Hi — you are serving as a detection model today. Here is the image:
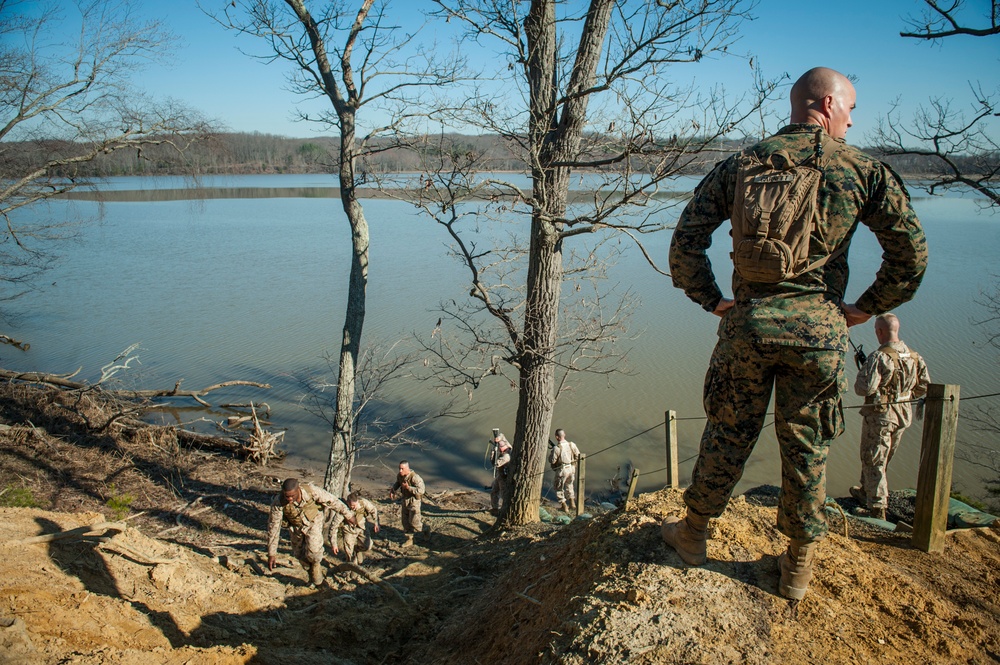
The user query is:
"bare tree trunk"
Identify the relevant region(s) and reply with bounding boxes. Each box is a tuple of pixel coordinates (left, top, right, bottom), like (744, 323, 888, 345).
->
(325, 112, 369, 498)
(500, 0, 611, 527)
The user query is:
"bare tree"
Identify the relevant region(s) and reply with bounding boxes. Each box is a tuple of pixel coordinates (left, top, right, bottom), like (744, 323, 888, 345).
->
(957, 277, 1000, 511)
(298, 338, 472, 477)
(428, 0, 779, 526)
(869, 0, 999, 206)
(210, 0, 464, 497)
(0, 0, 210, 334)
(884, 3, 1000, 507)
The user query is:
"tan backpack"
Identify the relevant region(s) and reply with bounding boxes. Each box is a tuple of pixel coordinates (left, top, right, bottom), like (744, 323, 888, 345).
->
(871, 344, 922, 412)
(730, 130, 845, 283)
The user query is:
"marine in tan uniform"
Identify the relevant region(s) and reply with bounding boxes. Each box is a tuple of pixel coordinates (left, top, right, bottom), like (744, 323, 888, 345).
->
(330, 492, 380, 565)
(851, 313, 931, 519)
(390, 460, 425, 547)
(489, 432, 512, 516)
(266, 478, 355, 585)
(548, 429, 580, 512)
(665, 67, 927, 600)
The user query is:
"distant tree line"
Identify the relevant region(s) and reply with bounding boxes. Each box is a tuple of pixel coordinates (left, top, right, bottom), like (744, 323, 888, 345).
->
(11, 131, 986, 181)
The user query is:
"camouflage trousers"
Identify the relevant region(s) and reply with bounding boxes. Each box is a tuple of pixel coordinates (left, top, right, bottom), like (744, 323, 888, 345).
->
(553, 464, 576, 502)
(858, 414, 907, 510)
(684, 338, 845, 542)
(401, 499, 422, 535)
(490, 472, 509, 511)
(338, 524, 374, 563)
(288, 519, 326, 566)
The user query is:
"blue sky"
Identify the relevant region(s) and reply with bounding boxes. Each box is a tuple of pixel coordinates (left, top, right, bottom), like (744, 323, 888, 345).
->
(129, 0, 998, 142)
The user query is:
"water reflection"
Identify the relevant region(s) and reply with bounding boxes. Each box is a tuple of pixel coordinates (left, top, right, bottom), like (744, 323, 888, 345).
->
(6, 176, 1000, 505)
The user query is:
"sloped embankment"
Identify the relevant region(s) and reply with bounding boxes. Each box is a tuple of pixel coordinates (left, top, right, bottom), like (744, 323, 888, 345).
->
(424, 489, 1000, 664)
(1, 489, 998, 664)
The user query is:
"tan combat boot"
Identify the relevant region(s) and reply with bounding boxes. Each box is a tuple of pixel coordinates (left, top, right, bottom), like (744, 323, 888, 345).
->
(557, 501, 568, 512)
(309, 561, 324, 586)
(661, 512, 709, 565)
(403, 533, 414, 548)
(778, 539, 818, 601)
(856, 505, 887, 520)
(567, 498, 576, 512)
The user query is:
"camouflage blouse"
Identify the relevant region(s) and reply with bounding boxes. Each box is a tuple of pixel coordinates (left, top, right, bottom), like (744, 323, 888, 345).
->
(669, 124, 928, 351)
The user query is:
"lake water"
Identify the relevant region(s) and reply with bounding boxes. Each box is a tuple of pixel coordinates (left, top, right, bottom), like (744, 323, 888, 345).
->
(5, 175, 999, 503)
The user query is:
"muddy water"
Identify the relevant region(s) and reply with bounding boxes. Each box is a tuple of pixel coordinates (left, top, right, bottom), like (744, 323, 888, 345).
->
(7, 176, 998, 502)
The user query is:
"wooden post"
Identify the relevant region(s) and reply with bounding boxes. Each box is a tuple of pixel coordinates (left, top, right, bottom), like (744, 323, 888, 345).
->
(912, 384, 960, 553)
(575, 453, 587, 517)
(624, 468, 640, 509)
(665, 410, 679, 488)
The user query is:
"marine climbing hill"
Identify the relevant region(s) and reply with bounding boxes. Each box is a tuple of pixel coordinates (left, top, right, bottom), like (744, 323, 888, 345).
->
(0, 382, 998, 664)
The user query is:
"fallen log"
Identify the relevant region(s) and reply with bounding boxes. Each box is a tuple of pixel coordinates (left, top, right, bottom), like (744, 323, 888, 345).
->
(0, 368, 270, 408)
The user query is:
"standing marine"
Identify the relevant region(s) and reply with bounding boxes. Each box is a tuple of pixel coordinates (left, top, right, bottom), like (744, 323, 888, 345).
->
(267, 478, 356, 586)
(548, 429, 581, 512)
(851, 313, 931, 519)
(390, 460, 425, 547)
(665, 66, 928, 600)
(489, 430, 513, 516)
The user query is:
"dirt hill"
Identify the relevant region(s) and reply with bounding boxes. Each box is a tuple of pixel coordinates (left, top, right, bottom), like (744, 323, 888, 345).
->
(1, 382, 998, 664)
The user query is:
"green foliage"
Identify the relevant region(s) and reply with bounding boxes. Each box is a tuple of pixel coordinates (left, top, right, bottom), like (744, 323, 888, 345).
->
(105, 484, 135, 520)
(0, 485, 40, 508)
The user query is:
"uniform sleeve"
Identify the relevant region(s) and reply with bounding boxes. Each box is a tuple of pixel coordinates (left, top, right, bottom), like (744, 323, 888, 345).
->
(913, 355, 931, 400)
(308, 483, 352, 518)
(571, 442, 580, 458)
(853, 166, 929, 315)
(854, 352, 892, 398)
(668, 159, 733, 312)
(496, 452, 511, 468)
(411, 473, 425, 498)
(363, 498, 379, 525)
(266, 499, 283, 558)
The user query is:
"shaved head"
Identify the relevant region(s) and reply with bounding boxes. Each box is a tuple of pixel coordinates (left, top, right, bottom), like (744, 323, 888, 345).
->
(875, 313, 900, 334)
(789, 67, 856, 139)
(874, 313, 901, 344)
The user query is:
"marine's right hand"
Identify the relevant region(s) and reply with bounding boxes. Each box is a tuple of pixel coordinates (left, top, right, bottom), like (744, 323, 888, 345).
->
(267, 555, 276, 571)
(841, 302, 872, 327)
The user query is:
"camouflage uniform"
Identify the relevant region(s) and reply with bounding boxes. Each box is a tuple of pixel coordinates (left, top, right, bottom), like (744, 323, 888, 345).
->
(549, 439, 580, 503)
(854, 341, 931, 510)
(392, 470, 425, 535)
(669, 124, 928, 542)
(329, 497, 379, 564)
(266, 482, 353, 568)
(490, 436, 513, 513)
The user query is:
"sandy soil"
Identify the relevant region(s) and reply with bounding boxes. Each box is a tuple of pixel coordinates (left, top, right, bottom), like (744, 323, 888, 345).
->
(1, 382, 998, 664)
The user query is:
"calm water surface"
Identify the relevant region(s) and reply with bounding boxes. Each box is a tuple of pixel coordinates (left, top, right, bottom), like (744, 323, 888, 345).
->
(7, 175, 999, 502)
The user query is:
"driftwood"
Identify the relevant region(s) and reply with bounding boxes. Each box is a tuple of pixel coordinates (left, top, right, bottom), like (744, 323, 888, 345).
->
(0, 364, 282, 464)
(0, 368, 271, 408)
(0, 335, 30, 352)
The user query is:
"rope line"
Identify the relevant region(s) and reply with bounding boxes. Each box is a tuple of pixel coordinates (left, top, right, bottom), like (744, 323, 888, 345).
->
(518, 388, 998, 482)
(586, 421, 665, 458)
